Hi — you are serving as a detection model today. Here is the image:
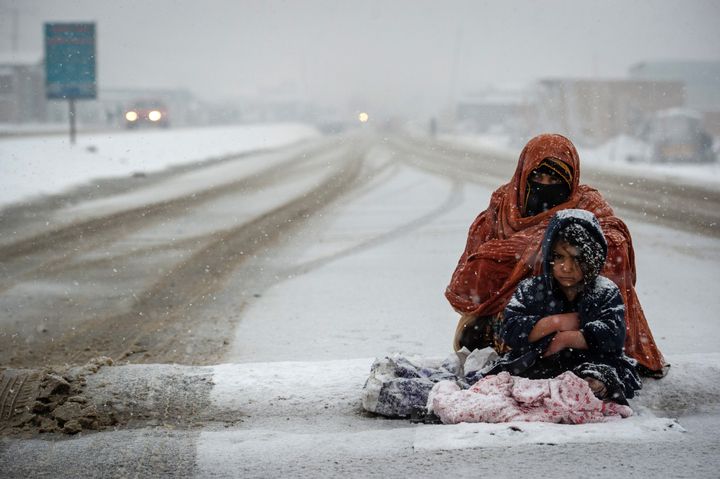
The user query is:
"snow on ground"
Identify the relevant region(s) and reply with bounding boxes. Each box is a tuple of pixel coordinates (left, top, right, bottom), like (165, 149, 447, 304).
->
(225, 147, 475, 362)
(57, 139, 346, 225)
(1, 129, 719, 474)
(578, 135, 720, 190)
(0, 123, 320, 209)
(216, 139, 720, 457)
(191, 352, 719, 475)
(225, 139, 720, 361)
(0, 122, 69, 135)
(628, 220, 720, 354)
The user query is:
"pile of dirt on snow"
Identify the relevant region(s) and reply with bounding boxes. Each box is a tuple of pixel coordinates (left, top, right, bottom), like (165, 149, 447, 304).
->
(0, 357, 117, 435)
(1, 357, 218, 436)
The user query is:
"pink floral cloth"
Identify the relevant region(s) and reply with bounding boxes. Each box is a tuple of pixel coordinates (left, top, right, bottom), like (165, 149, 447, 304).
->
(431, 371, 633, 424)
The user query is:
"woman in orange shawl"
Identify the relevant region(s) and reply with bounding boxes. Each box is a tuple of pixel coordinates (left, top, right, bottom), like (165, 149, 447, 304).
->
(446, 133, 667, 377)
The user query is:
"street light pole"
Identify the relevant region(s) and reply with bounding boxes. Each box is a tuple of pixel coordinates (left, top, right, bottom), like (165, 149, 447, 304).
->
(11, 7, 19, 53)
(69, 98, 76, 145)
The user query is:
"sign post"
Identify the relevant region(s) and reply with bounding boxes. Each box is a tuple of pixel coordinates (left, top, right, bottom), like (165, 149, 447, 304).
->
(44, 23, 96, 145)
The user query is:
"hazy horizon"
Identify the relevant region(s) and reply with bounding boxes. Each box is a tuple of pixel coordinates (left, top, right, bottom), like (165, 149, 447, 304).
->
(1, 0, 719, 120)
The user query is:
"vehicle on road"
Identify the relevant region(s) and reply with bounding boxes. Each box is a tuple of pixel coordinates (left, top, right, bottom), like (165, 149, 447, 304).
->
(124, 100, 170, 129)
(629, 108, 716, 163)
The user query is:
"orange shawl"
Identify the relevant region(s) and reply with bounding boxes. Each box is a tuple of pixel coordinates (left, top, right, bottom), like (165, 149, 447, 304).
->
(446, 133, 666, 374)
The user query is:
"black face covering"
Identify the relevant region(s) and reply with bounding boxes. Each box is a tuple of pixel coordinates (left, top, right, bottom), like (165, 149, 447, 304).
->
(524, 181, 570, 217)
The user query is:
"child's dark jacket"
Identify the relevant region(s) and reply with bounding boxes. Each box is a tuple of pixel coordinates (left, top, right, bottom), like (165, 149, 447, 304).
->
(480, 209, 641, 403)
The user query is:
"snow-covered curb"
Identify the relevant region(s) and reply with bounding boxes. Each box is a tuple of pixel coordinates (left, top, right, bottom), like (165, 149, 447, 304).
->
(199, 356, 704, 456)
(94, 353, 720, 420)
(3, 354, 714, 450)
(78, 353, 720, 425)
(213, 353, 720, 413)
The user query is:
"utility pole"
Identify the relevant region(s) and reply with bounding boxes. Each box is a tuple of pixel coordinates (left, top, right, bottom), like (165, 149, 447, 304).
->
(11, 7, 19, 53)
(449, 26, 463, 108)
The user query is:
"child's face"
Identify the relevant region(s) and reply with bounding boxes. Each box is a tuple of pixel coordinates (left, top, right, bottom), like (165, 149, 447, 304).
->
(551, 240, 584, 289)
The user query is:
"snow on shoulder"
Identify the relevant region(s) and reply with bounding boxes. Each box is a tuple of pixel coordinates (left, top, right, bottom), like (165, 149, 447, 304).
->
(0, 123, 319, 209)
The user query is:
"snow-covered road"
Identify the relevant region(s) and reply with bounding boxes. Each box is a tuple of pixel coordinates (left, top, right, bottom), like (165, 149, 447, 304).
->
(201, 137, 720, 475)
(2, 126, 719, 477)
(223, 139, 720, 361)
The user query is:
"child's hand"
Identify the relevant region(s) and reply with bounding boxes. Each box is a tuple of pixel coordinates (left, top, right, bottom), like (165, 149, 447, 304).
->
(542, 330, 588, 357)
(542, 332, 568, 357)
(554, 313, 580, 331)
(528, 313, 580, 342)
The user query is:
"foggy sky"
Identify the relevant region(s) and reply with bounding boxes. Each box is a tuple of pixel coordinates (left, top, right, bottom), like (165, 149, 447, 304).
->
(1, 0, 719, 119)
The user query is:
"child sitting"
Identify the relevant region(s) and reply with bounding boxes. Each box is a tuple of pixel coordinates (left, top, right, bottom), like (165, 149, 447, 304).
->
(481, 209, 641, 404)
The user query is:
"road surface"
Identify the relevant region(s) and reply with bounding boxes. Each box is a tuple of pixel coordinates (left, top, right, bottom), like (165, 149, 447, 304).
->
(1, 131, 719, 477)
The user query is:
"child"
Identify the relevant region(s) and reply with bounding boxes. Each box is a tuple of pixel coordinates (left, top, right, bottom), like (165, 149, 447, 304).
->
(481, 209, 641, 404)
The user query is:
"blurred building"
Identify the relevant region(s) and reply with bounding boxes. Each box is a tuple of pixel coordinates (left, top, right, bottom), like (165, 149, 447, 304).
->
(0, 54, 46, 123)
(455, 88, 528, 134)
(239, 97, 316, 124)
(531, 78, 684, 146)
(629, 60, 720, 136)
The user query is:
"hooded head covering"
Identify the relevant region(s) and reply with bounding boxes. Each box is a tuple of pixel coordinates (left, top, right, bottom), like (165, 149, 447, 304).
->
(513, 134, 579, 218)
(541, 209, 608, 289)
(446, 133, 666, 375)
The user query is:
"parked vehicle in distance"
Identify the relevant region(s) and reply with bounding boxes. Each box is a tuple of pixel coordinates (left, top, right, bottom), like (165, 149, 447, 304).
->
(629, 108, 716, 163)
(124, 100, 170, 128)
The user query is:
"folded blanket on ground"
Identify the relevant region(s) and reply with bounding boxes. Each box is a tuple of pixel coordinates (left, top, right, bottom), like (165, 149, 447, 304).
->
(430, 371, 633, 424)
(361, 349, 500, 417)
(361, 355, 459, 417)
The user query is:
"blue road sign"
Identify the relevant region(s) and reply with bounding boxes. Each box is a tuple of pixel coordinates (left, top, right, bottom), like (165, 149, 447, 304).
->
(45, 23, 97, 99)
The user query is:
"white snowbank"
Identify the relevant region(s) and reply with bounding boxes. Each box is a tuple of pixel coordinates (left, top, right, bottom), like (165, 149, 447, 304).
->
(577, 135, 720, 192)
(0, 123, 320, 208)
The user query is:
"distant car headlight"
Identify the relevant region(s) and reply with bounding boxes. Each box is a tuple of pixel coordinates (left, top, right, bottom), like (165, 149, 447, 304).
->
(148, 110, 163, 122)
(125, 111, 139, 122)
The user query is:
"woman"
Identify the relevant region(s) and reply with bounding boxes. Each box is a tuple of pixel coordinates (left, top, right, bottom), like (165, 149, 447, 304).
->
(446, 133, 667, 377)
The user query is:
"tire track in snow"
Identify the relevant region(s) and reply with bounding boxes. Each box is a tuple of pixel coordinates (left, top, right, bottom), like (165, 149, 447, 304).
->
(282, 171, 464, 279)
(66, 148, 366, 365)
(0, 138, 369, 367)
(0, 140, 340, 293)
